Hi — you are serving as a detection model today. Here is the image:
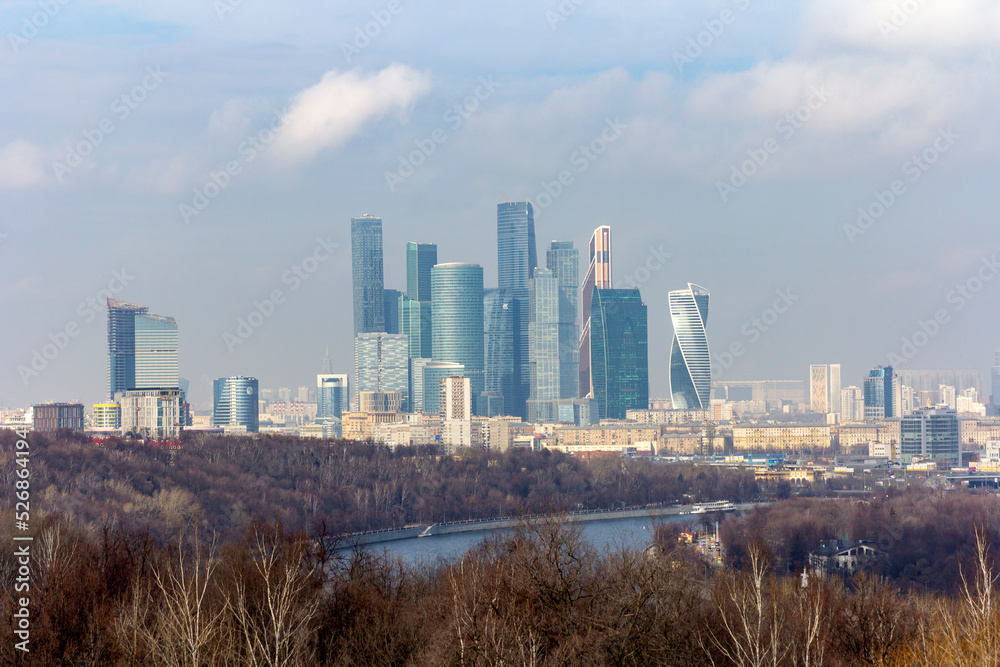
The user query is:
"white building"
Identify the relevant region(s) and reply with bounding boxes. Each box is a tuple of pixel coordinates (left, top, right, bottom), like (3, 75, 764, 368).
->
(119, 388, 183, 439)
(939, 385, 957, 409)
(840, 386, 864, 422)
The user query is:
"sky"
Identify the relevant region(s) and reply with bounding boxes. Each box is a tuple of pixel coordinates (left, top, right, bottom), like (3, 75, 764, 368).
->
(2, 0, 999, 411)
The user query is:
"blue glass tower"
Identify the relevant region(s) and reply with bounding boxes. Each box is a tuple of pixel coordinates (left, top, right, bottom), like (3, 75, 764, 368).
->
(400, 242, 436, 359)
(497, 202, 537, 418)
(107, 298, 147, 399)
(432, 263, 485, 405)
(668, 283, 711, 410)
(213, 376, 259, 432)
(484, 287, 516, 407)
(546, 241, 579, 398)
(351, 215, 385, 336)
(134, 314, 178, 390)
(590, 288, 649, 420)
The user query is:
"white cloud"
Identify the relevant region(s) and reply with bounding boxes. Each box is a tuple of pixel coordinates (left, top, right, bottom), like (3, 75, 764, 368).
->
(0, 141, 46, 190)
(272, 64, 432, 164)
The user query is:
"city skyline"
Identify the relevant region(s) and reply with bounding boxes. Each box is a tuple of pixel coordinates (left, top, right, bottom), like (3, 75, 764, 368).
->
(3, 2, 999, 410)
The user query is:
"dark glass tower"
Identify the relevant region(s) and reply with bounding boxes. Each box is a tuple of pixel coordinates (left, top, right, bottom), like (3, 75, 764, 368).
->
(432, 263, 485, 405)
(351, 215, 385, 336)
(406, 242, 437, 301)
(497, 202, 537, 418)
(383, 289, 402, 334)
(107, 298, 147, 399)
(484, 287, 516, 408)
(590, 288, 649, 420)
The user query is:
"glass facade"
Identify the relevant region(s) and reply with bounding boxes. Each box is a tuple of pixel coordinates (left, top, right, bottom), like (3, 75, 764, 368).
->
(579, 226, 611, 398)
(355, 333, 409, 410)
(864, 365, 898, 419)
(383, 289, 402, 334)
(529, 268, 559, 408)
(351, 215, 384, 336)
(590, 288, 649, 420)
(497, 202, 536, 418)
(432, 263, 485, 406)
(213, 376, 259, 431)
(400, 296, 432, 359)
(317, 374, 349, 418)
(134, 314, 178, 390)
(107, 298, 147, 399)
(484, 287, 516, 404)
(406, 242, 437, 301)
(668, 283, 711, 410)
(546, 241, 579, 399)
(900, 407, 960, 465)
(412, 360, 464, 416)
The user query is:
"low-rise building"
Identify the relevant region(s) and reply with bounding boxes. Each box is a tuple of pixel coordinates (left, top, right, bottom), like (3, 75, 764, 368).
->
(809, 540, 881, 576)
(732, 424, 832, 452)
(33, 403, 85, 433)
(118, 389, 183, 439)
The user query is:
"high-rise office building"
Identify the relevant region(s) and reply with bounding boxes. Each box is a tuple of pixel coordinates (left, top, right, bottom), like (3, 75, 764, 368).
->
(547, 241, 579, 399)
(497, 202, 537, 418)
(317, 374, 349, 418)
(355, 333, 409, 410)
(400, 242, 437, 359)
(320, 346, 333, 374)
(383, 289, 402, 334)
(590, 288, 648, 420)
(133, 314, 178, 390)
(108, 298, 147, 399)
(213, 376, 259, 432)
(864, 365, 899, 420)
(528, 268, 559, 421)
(431, 263, 485, 407)
(809, 364, 841, 414)
(579, 226, 611, 398)
(900, 407, 960, 466)
(351, 215, 385, 336)
(668, 283, 711, 411)
(484, 288, 516, 408)
(406, 241, 437, 301)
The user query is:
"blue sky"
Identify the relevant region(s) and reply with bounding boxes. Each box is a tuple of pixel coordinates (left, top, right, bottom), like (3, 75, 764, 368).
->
(2, 0, 998, 409)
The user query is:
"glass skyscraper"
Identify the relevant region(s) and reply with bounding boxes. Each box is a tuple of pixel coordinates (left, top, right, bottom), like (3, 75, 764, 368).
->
(496, 202, 537, 418)
(590, 288, 648, 420)
(355, 333, 409, 410)
(900, 407, 960, 465)
(668, 283, 711, 410)
(351, 215, 385, 336)
(134, 313, 178, 389)
(484, 287, 516, 406)
(400, 242, 436, 359)
(107, 298, 147, 399)
(213, 376, 259, 432)
(547, 241, 579, 399)
(528, 268, 559, 411)
(431, 263, 485, 406)
(383, 289, 402, 334)
(579, 226, 611, 398)
(864, 365, 899, 420)
(317, 374, 349, 418)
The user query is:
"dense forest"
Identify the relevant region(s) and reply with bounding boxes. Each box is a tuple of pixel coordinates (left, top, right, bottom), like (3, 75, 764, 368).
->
(0, 430, 760, 538)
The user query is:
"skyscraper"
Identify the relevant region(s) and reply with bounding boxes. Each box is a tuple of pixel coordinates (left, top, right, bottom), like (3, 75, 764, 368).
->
(579, 225, 611, 398)
(547, 241, 579, 399)
(668, 283, 711, 411)
(809, 364, 841, 414)
(383, 289, 402, 334)
(107, 298, 147, 399)
(528, 268, 559, 421)
(590, 288, 648, 420)
(484, 287, 515, 407)
(864, 365, 899, 420)
(355, 333, 409, 410)
(212, 376, 259, 432)
(900, 407, 960, 466)
(350, 215, 385, 336)
(320, 346, 333, 374)
(400, 242, 436, 359)
(432, 263, 485, 406)
(497, 202, 537, 418)
(317, 374, 349, 418)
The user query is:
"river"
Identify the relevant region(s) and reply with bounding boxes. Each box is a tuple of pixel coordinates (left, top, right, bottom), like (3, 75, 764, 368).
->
(356, 513, 703, 566)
